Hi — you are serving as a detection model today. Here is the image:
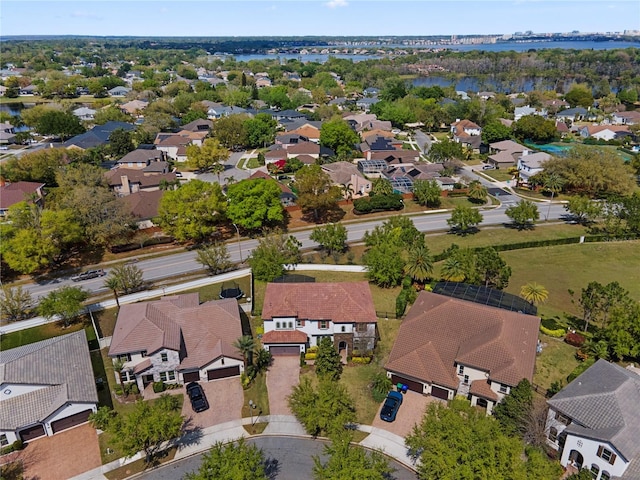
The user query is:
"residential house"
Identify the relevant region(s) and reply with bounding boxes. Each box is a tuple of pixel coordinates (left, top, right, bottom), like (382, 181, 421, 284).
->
(385, 291, 539, 413)
(514, 106, 546, 121)
(329, 97, 349, 110)
(261, 282, 378, 356)
(248, 170, 296, 206)
(517, 151, 551, 185)
(275, 133, 310, 148)
(105, 168, 176, 196)
(265, 148, 288, 165)
(18, 85, 38, 96)
(271, 109, 308, 123)
(154, 130, 207, 161)
(122, 190, 165, 229)
(610, 111, 640, 126)
(451, 119, 482, 152)
(116, 148, 167, 170)
(478, 91, 496, 100)
(579, 125, 631, 141)
(73, 107, 96, 122)
(487, 140, 530, 168)
(287, 123, 321, 143)
(285, 142, 334, 160)
(321, 161, 371, 197)
(556, 107, 589, 123)
(0, 331, 98, 444)
(0, 122, 16, 144)
(368, 150, 420, 164)
(63, 121, 135, 151)
(363, 87, 379, 97)
(0, 85, 7, 96)
(108, 86, 131, 97)
(0, 180, 46, 217)
(120, 99, 149, 117)
(200, 101, 248, 120)
(109, 295, 244, 391)
(356, 97, 379, 112)
(543, 98, 570, 114)
(546, 360, 640, 480)
(181, 118, 212, 132)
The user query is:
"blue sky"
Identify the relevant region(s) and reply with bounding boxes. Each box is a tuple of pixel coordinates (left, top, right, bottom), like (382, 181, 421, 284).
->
(2, 1, 639, 37)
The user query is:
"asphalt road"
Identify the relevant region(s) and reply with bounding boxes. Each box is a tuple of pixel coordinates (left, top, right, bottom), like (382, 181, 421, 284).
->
(136, 437, 417, 480)
(413, 130, 432, 154)
(22, 203, 568, 301)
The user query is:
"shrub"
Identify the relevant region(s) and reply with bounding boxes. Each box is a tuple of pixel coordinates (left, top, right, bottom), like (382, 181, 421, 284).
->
(304, 352, 317, 360)
(565, 332, 586, 347)
(307, 346, 319, 353)
(351, 356, 372, 364)
(240, 372, 252, 389)
(353, 193, 403, 214)
(370, 372, 393, 403)
(129, 383, 140, 395)
(152, 381, 166, 393)
(540, 325, 565, 338)
(300, 351, 306, 367)
(0, 440, 24, 455)
(114, 384, 124, 396)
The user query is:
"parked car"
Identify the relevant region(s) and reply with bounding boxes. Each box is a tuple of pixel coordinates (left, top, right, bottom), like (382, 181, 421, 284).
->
(186, 382, 209, 413)
(71, 269, 107, 282)
(482, 164, 495, 170)
(380, 390, 403, 422)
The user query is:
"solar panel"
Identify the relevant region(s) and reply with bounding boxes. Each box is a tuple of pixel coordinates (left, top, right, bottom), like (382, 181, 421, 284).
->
(432, 282, 537, 316)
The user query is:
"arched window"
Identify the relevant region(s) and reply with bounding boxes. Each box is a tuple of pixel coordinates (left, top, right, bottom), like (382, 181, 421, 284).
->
(590, 464, 599, 479)
(600, 471, 610, 480)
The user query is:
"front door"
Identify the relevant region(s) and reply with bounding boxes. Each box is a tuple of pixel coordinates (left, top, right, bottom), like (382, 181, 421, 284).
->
(142, 374, 154, 386)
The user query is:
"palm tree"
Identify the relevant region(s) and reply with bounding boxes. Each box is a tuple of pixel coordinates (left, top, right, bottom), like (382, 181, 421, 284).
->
(543, 173, 565, 221)
(405, 244, 434, 283)
(211, 162, 225, 184)
(440, 257, 467, 282)
(341, 183, 355, 203)
(520, 282, 549, 305)
(467, 180, 488, 204)
(104, 276, 121, 308)
(233, 335, 256, 369)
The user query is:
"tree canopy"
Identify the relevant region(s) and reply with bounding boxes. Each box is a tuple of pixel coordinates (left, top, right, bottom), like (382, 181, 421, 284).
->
(247, 230, 302, 282)
(226, 178, 284, 231)
(38, 285, 88, 327)
(447, 205, 483, 235)
(295, 165, 342, 221)
(184, 439, 268, 480)
(319, 118, 359, 157)
(505, 200, 540, 230)
(512, 115, 557, 143)
(186, 138, 229, 172)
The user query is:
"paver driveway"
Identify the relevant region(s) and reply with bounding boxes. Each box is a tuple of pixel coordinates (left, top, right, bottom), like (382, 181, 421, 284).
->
(181, 377, 244, 430)
(266, 356, 300, 415)
(371, 391, 440, 437)
(16, 423, 101, 480)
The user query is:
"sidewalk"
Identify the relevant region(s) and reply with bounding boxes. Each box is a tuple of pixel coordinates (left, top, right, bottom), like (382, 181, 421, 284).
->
(69, 415, 417, 479)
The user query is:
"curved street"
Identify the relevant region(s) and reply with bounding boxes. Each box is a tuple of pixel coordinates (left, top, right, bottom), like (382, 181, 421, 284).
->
(136, 436, 417, 480)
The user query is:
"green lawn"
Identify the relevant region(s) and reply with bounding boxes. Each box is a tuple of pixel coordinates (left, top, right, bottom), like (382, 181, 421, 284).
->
(179, 275, 252, 304)
(242, 371, 270, 428)
(0, 318, 95, 350)
(91, 350, 113, 409)
(93, 308, 119, 338)
(245, 157, 262, 169)
(481, 169, 515, 182)
(533, 335, 580, 392)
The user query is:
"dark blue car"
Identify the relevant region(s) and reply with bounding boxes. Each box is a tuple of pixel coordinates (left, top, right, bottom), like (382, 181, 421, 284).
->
(380, 391, 403, 422)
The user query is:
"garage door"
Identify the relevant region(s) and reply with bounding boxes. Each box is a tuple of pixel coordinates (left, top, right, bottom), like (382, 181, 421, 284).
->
(207, 365, 241, 380)
(183, 371, 200, 383)
(51, 410, 92, 434)
(19, 424, 45, 442)
(431, 385, 450, 400)
(269, 346, 300, 356)
(391, 374, 423, 393)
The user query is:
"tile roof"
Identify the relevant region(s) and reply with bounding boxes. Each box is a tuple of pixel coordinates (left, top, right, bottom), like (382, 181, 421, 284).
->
(262, 282, 377, 324)
(547, 359, 640, 461)
(321, 161, 365, 186)
(123, 190, 164, 219)
(117, 149, 165, 164)
(385, 292, 539, 390)
(105, 169, 177, 188)
(0, 331, 98, 430)
(261, 330, 308, 344)
(469, 379, 498, 401)
(109, 294, 243, 369)
(0, 181, 45, 210)
(490, 140, 526, 153)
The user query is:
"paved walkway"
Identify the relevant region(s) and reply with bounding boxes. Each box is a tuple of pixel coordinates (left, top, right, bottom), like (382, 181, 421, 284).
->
(266, 356, 300, 415)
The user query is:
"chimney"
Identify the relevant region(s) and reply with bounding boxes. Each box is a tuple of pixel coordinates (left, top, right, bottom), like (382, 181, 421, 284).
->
(0, 177, 5, 187)
(120, 175, 131, 195)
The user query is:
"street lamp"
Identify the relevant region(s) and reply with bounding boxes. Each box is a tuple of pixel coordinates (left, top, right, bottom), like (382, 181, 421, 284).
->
(248, 399, 258, 426)
(232, 223, 243, 263)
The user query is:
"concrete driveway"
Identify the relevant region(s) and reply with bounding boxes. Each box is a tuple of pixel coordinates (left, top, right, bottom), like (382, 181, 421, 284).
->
(266, 356, 300, 415)
(15, 423, 101, 480)
(371, 391, 440, 437)
(181, 377, 244, 430)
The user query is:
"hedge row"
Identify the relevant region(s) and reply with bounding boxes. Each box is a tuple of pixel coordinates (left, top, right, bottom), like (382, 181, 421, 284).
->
(353, 194, 403, 214)
(540, 325, 565, 338)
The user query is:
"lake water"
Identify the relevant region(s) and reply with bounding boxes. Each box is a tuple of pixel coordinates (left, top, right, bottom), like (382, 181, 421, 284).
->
(411, 75, 580, 94)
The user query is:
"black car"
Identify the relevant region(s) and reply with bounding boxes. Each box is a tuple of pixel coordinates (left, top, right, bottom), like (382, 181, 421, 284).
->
(186, 382, 209, 413)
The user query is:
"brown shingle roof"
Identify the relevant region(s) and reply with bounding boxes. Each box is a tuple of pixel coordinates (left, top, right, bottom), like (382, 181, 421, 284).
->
(105, 169, 177, 188)
(287, 142, 320, 155)
(262, 282, 377, 324)
(469, 379, 499, 401)
(262, 330, 308, 344)
(0, 181, 45, 210)
(123, 190, 164, 220)
(385, 292, 539, 389)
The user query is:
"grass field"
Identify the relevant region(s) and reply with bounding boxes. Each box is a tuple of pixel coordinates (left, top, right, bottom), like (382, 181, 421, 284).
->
(242, 372, 270, 421)
(533, 336, 580, 392)
(0, 318, 95, 350)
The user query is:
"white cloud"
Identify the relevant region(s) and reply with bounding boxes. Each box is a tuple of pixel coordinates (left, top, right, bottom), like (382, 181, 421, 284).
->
(325, 0, 348, 8)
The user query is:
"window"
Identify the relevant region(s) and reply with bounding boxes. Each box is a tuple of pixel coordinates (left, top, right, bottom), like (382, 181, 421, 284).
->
(555, 411, 572, 426)
(601, 471, 610, 480)
(0, 434, 8, 447)
(117, 354, 131, 363)
(159, 371, 176, 382)
(597, 446, 616, 465)
(463, 375, 469, 385)
(590, 464, 599, 479)
(499, 384, 508, 394)
(296, 319, 305, 327)
(140, 350, 147, 357)
(276, 322, 281, 329)
(319, 321, 329, 330)
(288, 322, 293, 329)
(161, 353, 168, 362)
(341, 326, 346, 332)
(458, 365, 464, 375)
(548, 427, 558, 442)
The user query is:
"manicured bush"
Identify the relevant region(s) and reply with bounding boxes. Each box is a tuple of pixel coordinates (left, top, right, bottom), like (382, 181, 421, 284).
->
(540, 325, 565, 338)
(114, 384, 124, 396)
(1, 440, 24, 455)
(353, 193, 403, 214)
(351, 356, 372, 364)
(240, 372, 251, 389)
(152, 381, 166, 393)
(307, 346, 319, 353)
(565, 332, 586, 347)
(304, 352, 317, 360)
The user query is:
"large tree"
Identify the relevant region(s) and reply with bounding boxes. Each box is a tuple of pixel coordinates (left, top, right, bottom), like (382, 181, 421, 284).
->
(295, 165, 342, 222)
(412, 179, 442, 208)
(225, 178, 284, 231)
(492, 379, 534, 437)
(106, 264, 145, 294)
(157, 180, 227, 242)
(565, 84, 594, 108)
(506, 200, 540, 230)
(212, 114, 249, 150)
(35, 110, 85, 140)
(0, 286, 33, 322)
(447, 205, 483, 235)
(512, 115, 557, 143)
(38, 285, 88, 327)
(184, 439, 268, 480)
(481, 120, 512, 144)
(319, 118, 359, 157)
(405, 243, 434, 283)
(405, 398, 561, 480)
(244, 112, 277, 148)
(310, 223, 348, 256)
(362, 240, 405, 288)
(247, 230, 302, 282)
(542, 146, 636, 197)
(428, 138, 464, 165)
(195, 242, 232, 275)
(186, 138, 229, 173)
(313, 433, 392, 480)
(564, 196, 602, 225)
(475, 247, 512, 289)
(314, 337, 343, 382)
(467, 180, 488, 204)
